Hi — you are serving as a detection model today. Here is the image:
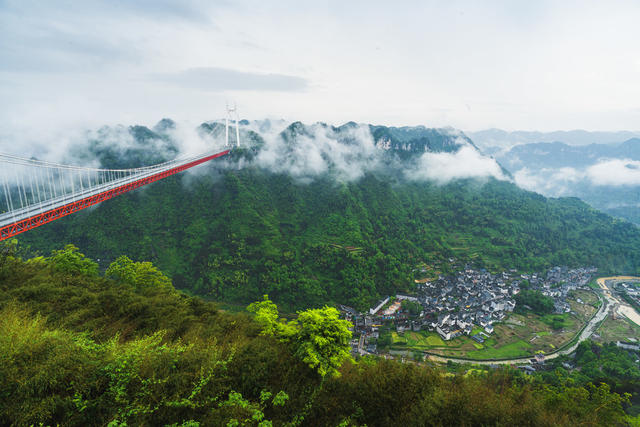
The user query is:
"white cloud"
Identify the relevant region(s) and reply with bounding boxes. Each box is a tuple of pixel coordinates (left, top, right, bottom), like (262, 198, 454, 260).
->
(252, 125, 509, 184)
(587, 159, 640, 186)
(0, 110, 519, 190)
(514, 166, 583, 196)
(255, 123, 380, 182)
(512, 157, 640, 199)
(407, 145, 507, 184)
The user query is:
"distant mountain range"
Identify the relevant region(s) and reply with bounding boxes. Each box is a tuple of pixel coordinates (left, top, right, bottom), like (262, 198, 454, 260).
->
(492, 140, 640, 224)
(196, 119, 474, 155)
(496, 139, 640, 170)
(469, 129, 640, 152)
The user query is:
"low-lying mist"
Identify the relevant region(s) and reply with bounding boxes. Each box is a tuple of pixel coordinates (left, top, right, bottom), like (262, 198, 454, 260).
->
(0, 118, 509, 186)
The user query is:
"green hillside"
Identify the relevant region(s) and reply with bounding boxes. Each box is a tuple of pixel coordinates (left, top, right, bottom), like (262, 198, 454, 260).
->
(0, 246, 631, 426)
(20, 159, 640, 311)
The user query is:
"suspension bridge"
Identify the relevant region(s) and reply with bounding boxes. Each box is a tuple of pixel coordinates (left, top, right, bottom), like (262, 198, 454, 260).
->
(0, 149, 230, 241)
(0, 108, 242, 241)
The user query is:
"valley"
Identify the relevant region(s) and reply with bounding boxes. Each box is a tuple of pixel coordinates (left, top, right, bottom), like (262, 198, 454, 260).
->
(482, 139, 640, 225)
(4, 2, 640, 425)
(17, 121, 640, 314)
(4, 124, 640, 424)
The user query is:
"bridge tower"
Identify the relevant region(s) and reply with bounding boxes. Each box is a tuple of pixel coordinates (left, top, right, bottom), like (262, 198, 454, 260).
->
(225, 103, 240, 147)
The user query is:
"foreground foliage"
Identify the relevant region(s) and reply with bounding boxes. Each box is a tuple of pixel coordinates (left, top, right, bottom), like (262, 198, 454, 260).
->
(248, 295, 353, 378)
(541, 340, 640, 419)
(0, 245, 633, 426)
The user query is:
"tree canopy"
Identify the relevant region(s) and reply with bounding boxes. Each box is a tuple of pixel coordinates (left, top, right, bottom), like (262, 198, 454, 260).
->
(20, 167, 640, 312)
(0, 245, 633, 426)
(515, 289, 555, 315)
(247, 296, 352, 378)
(47, 244, 99, 277)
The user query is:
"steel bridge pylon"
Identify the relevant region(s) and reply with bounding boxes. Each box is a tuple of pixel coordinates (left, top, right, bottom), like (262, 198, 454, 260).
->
(225, 103, 241, 148)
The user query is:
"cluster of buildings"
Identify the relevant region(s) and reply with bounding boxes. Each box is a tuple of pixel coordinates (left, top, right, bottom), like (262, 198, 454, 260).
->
(531, 266, 597, 313)
(616, 339, 640, 352)
(416, 268, 517, 341)
(340, 265, 597, 356)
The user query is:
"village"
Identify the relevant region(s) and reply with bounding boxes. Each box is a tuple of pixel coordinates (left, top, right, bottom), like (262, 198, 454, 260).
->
(340, 265, 598, 357)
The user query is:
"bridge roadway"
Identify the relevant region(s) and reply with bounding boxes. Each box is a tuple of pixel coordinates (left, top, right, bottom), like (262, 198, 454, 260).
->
(0, 149, 229, 240)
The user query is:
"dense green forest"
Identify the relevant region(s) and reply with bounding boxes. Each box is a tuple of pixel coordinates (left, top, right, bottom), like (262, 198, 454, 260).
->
(16, 122, 640, 311)
(21, 162, 640, 311)
(541, 340, 640, 417)
(0, 244, 634, 426)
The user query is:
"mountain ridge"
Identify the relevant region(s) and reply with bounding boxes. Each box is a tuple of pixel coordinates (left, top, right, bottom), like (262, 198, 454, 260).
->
(17, 119, 640, 311)
(469, 128, 640, 150)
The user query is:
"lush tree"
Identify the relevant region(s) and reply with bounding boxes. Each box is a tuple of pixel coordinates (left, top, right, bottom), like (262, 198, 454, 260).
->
(290, 306, 353, 378)
(247, 297, 352, 377)
(401, 299, 422, 315)
(106, 255, 174, 293)
(105, 255, 138, 283)
(46, 244, 99, 277)
(0, 239, 17, 272)
(246, 294, 282, 337)
(514, 289, 555, 315)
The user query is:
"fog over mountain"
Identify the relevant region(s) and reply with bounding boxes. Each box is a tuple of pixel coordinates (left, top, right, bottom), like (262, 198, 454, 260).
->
(4, 118, 507, 186)
(4, 116, 637, 226)
(491, 139, 640, 224)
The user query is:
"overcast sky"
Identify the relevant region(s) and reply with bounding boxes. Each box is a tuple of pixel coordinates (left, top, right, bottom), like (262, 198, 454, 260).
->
(2, 0, 640, 134)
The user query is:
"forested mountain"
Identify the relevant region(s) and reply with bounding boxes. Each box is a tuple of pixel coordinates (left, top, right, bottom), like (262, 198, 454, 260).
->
(368, 124, 476, 153)
(18, 120, 640, 311)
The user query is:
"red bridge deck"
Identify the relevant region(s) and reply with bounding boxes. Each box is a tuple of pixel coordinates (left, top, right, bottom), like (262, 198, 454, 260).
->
(0, 150, 229, 241)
